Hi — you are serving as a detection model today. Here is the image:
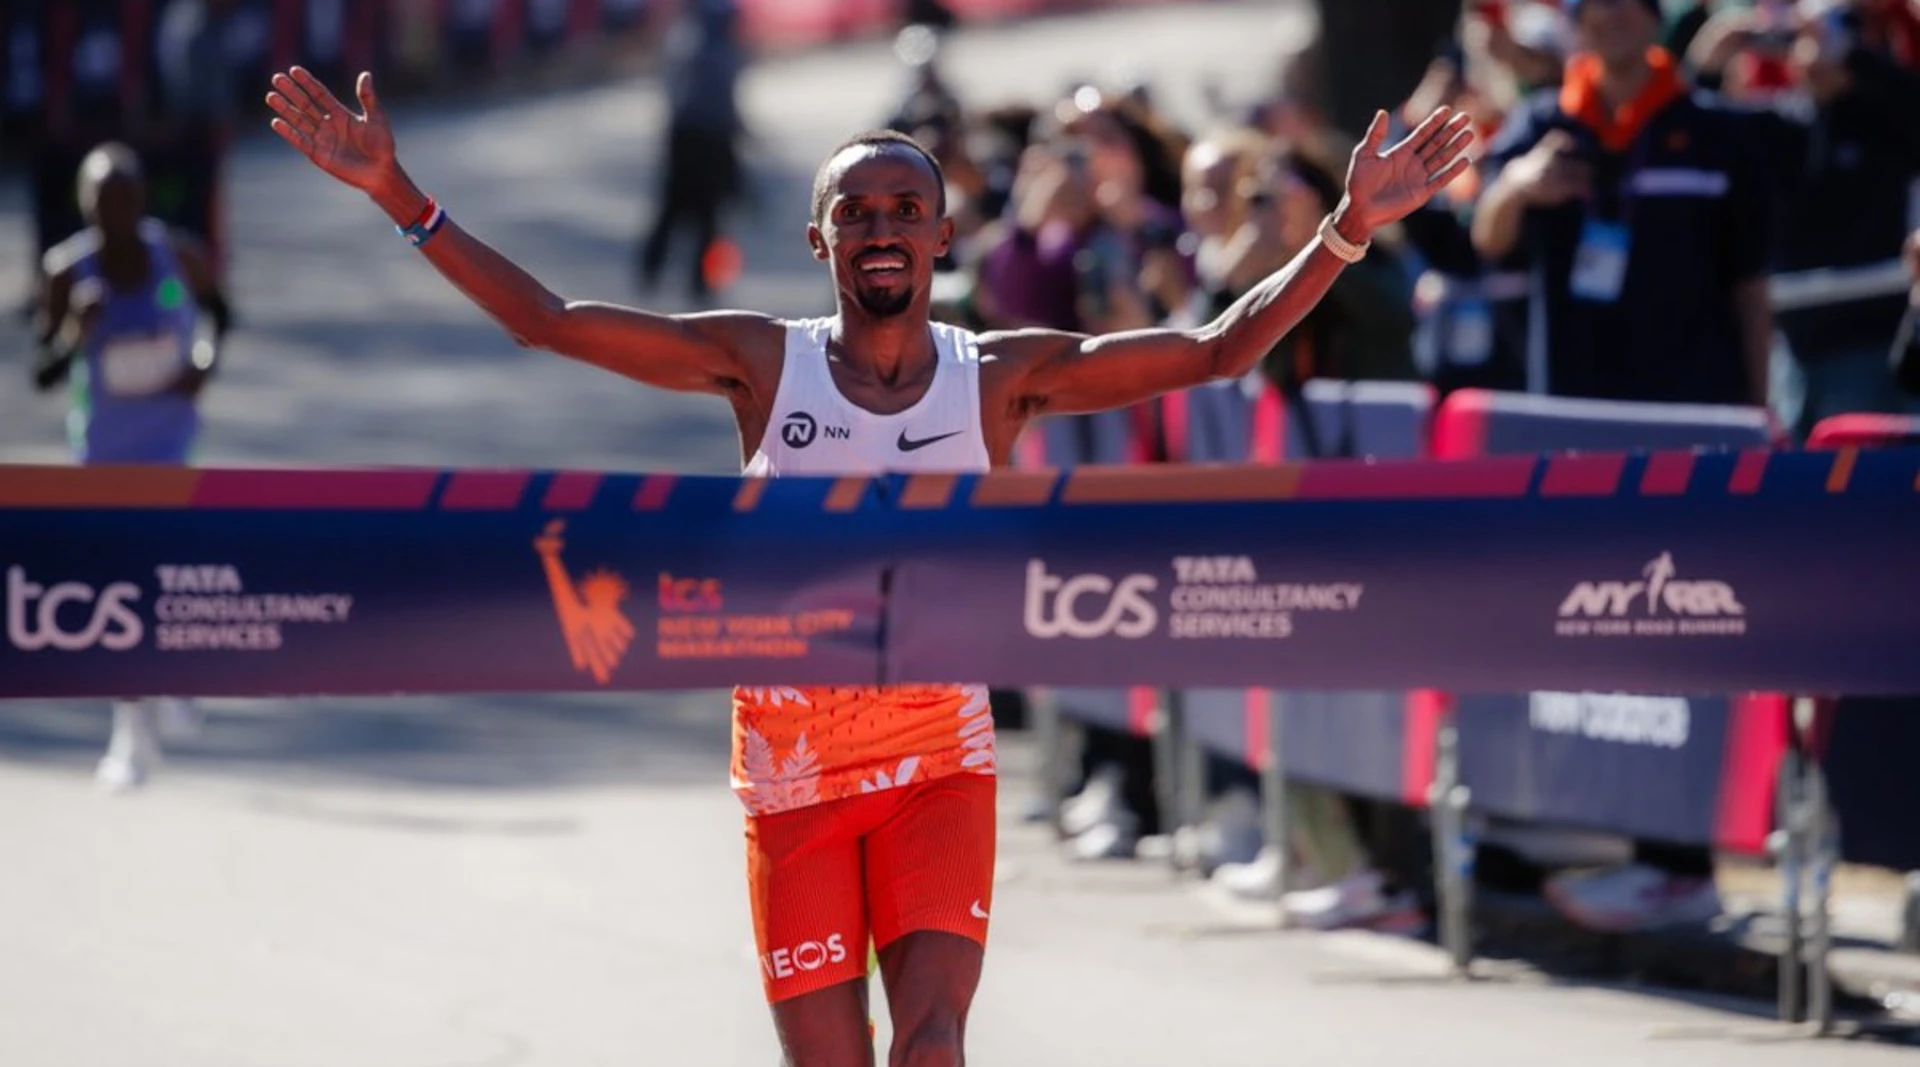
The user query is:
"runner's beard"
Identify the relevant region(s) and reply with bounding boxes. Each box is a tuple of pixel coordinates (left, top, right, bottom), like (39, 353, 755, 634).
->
(855, 279, 915, 319)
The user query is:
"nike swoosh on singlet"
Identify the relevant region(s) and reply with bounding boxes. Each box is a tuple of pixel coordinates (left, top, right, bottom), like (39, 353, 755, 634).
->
(897, 430, 962, 453)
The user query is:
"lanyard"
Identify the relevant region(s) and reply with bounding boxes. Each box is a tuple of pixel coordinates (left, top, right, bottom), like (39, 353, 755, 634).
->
(1584, 118, 1664, 227)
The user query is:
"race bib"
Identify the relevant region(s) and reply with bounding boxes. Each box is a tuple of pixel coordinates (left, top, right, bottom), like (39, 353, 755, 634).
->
(1570, 220, 1631, 304)
(99, 334, 187, 397)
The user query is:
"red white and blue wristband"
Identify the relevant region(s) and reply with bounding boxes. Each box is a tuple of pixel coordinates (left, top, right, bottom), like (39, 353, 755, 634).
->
(397, 197, 447, 248)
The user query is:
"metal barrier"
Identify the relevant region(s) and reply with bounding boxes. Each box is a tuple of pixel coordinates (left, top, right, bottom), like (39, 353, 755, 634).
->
(1153, 377, 1436, 903)
(1426, 388, 1789, 985)
(1796, 415, 1920, 1026)
(1770, 259, 1914, 314)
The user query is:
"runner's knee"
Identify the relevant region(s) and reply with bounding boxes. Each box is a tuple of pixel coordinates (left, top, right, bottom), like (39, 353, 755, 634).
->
(889, 1018, 962, 1067)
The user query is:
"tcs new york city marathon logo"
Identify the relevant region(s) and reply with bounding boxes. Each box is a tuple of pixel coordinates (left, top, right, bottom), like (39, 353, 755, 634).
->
(533, 519, 723, 684)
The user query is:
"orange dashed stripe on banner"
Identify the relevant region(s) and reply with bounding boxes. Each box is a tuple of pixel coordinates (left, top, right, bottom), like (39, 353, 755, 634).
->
(970, 471, 1058, 508)
(0, 466, 201, 508)
(1061, 464, 1302, 505)
(1825, 448, 1858, 494)
(899, 474, 958, 510)
(824, 477, 868, 513)
(733, 478, 769, 513)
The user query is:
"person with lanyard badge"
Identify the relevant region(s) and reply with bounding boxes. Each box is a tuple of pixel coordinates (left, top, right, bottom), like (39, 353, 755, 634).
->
(32, 143, 233, 793)
(1473, 0, 1775, 410)
(1469, 0, 1775, 933)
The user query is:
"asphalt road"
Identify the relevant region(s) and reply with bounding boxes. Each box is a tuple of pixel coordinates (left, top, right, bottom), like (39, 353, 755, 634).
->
(0, 2, 1905, 1064)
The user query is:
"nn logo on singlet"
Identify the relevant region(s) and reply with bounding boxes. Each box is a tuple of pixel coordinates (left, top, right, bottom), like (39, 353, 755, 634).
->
(534, 520, 636, 684)
(780, 411, 850, 450)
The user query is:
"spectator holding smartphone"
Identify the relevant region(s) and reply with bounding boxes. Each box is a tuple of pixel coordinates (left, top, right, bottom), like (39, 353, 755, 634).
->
(1470, 0, 1779, 932)
(1472, 0, 1775, 411)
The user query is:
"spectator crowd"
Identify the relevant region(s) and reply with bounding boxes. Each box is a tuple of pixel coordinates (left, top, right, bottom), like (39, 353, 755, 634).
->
(867, 0, 1920, 936)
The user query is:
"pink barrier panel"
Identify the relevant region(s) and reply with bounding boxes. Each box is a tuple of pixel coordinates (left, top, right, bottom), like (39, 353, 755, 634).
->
(1807, 413, 1920, 449)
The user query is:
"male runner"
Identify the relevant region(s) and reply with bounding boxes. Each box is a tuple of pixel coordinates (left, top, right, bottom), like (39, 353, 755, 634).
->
(33, 143, 231, 792)
(265, 66, 1471, 1067)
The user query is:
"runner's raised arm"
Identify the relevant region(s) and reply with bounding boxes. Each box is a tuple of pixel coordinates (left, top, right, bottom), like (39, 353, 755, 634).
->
(266, 67, 777, 396)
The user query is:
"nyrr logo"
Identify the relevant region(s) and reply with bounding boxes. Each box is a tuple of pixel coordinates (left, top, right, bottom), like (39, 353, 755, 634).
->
(5, 566, 144, 652)
(1556, 552, 1746, 637)
(1022, 560, 1158, 639)
(762, 933, 848, 980)
(780, 411, 850, 450)
(1558, 552, 1744, 617)
(533, 520, 636, 684)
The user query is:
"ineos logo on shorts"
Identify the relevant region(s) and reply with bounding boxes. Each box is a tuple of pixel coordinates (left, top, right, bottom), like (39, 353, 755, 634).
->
(1022, 559, 1158, 639)
(762, 932, 848, 979)
(781, 412, 818, 449)
(6, 566, 144, 652)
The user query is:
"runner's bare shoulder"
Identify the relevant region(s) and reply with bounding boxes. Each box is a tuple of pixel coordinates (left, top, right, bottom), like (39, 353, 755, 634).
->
(682, 309, 788, 391)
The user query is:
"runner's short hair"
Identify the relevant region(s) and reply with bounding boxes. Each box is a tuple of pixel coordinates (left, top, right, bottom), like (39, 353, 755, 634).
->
(811, 130, 948, 225)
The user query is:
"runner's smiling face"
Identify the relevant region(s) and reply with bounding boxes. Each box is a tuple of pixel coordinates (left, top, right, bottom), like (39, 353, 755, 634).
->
(809, 146, 953, 320)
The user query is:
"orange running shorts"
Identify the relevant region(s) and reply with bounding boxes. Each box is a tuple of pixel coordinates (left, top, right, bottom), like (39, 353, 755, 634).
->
(745, 772, 996, 1004)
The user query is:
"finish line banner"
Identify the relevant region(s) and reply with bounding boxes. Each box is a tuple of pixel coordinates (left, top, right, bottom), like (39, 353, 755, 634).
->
(2, 447, 1917, 700)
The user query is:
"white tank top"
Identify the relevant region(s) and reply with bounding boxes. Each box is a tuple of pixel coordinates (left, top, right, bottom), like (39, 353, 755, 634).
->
(729, 317, 996, 819)
(744, 317, 991, 477)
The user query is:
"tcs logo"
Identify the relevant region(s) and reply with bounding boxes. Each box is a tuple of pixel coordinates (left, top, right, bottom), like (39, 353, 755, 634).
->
(657, 572, 723, 612)
(762, 933, 848, 980)
(6, 566, 144, 652)
(1022, 559, 1158, 640)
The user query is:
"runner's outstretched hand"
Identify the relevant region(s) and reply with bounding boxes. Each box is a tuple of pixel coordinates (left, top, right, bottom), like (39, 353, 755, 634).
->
(266, 68, 397, 194)
(1339, 106, 1476, 234)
